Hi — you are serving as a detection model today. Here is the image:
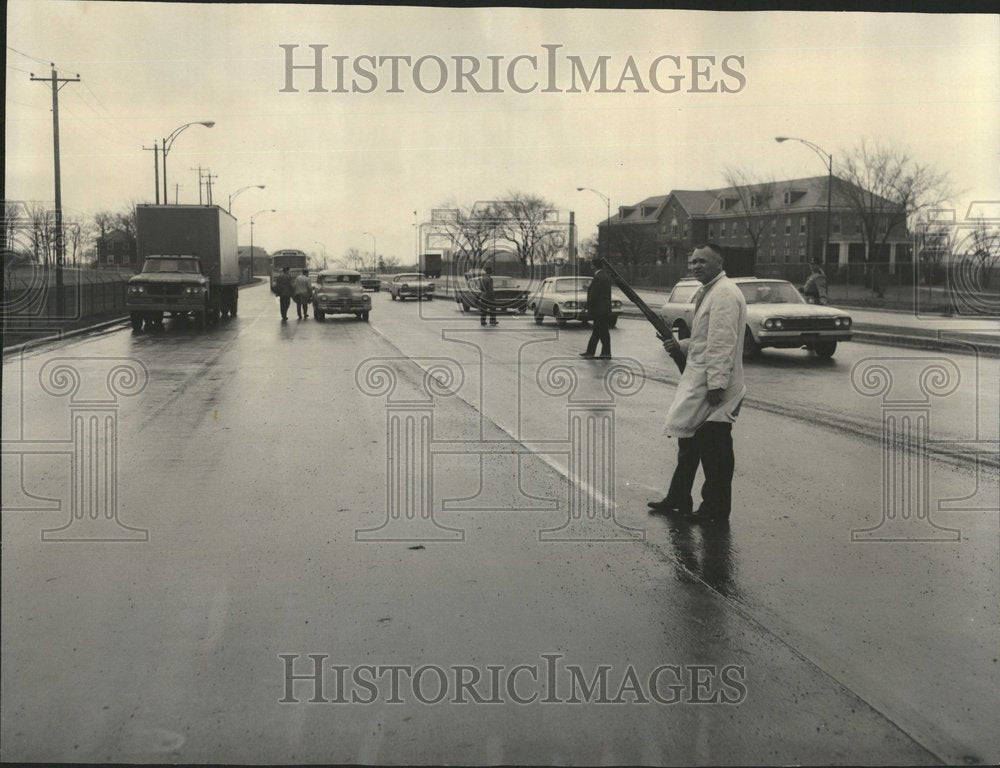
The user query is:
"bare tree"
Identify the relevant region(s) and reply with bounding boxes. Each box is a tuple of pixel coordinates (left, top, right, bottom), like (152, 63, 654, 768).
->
(495, 192, 561, 275)
(912, 211, 956, 287)
(722, 166, 778, 259)
(965, 215, 1000, 290)
(577, 235, 599, 262)
(609, 225, 659, 271)
(434, 204, 499, 271)
(837, 139, 953, 297)
(341, 247, 366, 271)
(25, 203, 55, 266)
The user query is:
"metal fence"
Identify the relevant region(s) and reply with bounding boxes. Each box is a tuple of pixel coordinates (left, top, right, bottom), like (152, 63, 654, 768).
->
(2, 267, 131, 329)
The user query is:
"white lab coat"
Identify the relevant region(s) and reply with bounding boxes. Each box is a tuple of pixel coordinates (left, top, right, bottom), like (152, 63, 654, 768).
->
(663, 272, 747, 438)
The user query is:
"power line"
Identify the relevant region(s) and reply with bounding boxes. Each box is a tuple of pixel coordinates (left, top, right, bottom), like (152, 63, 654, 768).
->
(7, 45, 50, 65)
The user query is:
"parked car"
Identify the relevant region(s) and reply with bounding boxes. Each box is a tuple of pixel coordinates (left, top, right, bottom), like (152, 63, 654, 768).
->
(657, 277, 853, 359)
(360, 273, 381, 292)
(455, 272, 529, 313)
(387, 272, 436, 301)
(528, 276, 623, 327)
(312, 268, 371, 321)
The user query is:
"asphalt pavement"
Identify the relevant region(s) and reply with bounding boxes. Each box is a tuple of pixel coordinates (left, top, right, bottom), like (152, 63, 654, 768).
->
(2, 282, 997, 765)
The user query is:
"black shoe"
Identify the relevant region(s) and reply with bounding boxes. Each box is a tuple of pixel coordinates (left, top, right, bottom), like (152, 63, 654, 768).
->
(684, 508, 729, 525)
(598, 353, 613, 359)
(579, 352, 595, 359)
(490, 321, 498, 326)
(647, 498, 692, 515)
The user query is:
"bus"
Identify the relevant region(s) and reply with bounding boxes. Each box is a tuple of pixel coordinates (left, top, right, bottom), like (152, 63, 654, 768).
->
(269, 249, 308, 293)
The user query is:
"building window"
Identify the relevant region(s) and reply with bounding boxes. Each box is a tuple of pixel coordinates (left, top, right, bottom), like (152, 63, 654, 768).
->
(783, 191, 791, 204)
(750, 194, 759, 209)
(832, 217, 841, 234)
(708, 224, 714, 238)
(798, 245, 806, 259)
(770, 218, 776, 235)
(671, 218, 678, 237)
(785, 218, 792, 235)
(799, 216, 807, 234)
(720, 222, 727, 237)
(682, 223, 688, 239)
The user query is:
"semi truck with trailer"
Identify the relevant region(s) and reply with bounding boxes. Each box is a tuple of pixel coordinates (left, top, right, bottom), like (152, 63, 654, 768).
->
(128, 205, 240, 331)
(418, 252, 443, 278)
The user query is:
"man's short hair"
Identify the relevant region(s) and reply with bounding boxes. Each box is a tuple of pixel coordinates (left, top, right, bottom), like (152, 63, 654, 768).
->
(282, 266, 289, 272)
(303, 268, 309, 275)
(693, 242, 723, 259)
(485, 266, 493, 274)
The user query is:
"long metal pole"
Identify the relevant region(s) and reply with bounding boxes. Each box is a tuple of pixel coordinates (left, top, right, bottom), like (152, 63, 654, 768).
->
(249, 218, 254, 280)
(824, 155, 833, 264)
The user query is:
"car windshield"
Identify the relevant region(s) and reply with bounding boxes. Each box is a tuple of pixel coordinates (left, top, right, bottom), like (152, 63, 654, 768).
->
(554, 278, 590, 292)
(493, 277, 518, 288)
(321, 274, 359, 284)
(739, 282, 805, 305)
(142, 258, 200, 274)
(669, 284, 701, 304)
(396, 274, 423, 281)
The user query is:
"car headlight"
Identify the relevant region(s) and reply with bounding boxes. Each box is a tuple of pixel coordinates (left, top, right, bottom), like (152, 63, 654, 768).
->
(763, 318, 784, 329)
(184, 286, 203, 295)
(564, 301, 579, 309)
(611, 300, 622, 309)
(128, 285, 146, 294)
(401, 283, 409, 290)
(835, 317, 852, 327)
(363, 295, 371, 303)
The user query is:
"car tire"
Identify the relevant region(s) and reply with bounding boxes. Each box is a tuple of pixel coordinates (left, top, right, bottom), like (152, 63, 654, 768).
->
(362, 310, 370, 322)
(533, 309, 544, 325)
(554, 307, 568, 327)
(315, 309, 325, 321)
(130, 312, 143, 332)
(672, 320, 690, 340)
(742, 328, 762, 360)
(518, 305, 527, 314)
(814, 340, 837, 358)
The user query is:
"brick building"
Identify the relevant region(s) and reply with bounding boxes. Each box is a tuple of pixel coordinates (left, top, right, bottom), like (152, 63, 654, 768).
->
(599, 175, 911, 277)
(95, 228, 137, 268)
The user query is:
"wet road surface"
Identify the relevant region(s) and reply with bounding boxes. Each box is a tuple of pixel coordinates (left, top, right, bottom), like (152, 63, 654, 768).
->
(2, 283, 997, 764)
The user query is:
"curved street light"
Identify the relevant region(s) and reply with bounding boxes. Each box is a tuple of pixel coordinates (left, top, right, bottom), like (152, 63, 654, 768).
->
(314, 240, 327, 269)
(162, 121, 214, 205)
(228, 184, 265, 213)
(249, 208, 276, 280)
(775, 136, 833, 263)
(577, 187, 612, 268)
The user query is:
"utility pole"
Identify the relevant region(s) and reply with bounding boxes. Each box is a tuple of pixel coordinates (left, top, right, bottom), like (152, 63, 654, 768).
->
(204, 172, 218, 206)
(174, 184, 182, 204)
(31, 64, 80, 317)
(190, 166, 207, 204)
(143, 144, 160, 203)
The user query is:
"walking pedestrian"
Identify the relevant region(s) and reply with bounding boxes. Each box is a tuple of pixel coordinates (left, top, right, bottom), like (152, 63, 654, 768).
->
(293, 268, 312, 319)
(801, 260, 828, 304)
(579, 262, 613, 359)
(649, 243, 747, 524)
(480, 266, 498, 326)
(274, 266, 295, 322)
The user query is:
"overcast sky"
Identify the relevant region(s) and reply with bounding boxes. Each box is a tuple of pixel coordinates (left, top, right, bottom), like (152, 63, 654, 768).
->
(6, 2, 999, 263)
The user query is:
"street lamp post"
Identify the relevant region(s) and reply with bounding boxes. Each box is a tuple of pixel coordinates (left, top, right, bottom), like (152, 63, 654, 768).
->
(249, 208, 275, 280)
(314, 241, 327, 269)
(577, 187, 611, 271)
(228, 184, 265, 214)
(162, 121, 215, 205)
(363, 231, 377, 272)
(775, 136, 833, 264)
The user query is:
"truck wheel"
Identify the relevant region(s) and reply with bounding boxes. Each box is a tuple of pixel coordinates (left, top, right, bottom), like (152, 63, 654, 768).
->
(130, 312, 143, 332)
(814, 340, 837, 358)
(315, 309, 325, 321)
(196, 310, 207, 332)
(231, 294, 238, 317)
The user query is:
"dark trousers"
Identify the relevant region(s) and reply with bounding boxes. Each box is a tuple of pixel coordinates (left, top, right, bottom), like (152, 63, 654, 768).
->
(295, 297, 309, 318)
(480, 305, 497, 324)
(279, 295, 292, 319)
(666, 421, 734, 517)
(585, 315, 611, 356)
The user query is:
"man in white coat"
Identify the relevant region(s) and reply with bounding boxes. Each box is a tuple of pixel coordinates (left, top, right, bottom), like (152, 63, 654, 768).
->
(649, 243, 747, 524)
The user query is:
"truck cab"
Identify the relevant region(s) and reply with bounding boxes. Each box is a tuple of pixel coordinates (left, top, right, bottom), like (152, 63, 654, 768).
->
(127, 255, 211, 330)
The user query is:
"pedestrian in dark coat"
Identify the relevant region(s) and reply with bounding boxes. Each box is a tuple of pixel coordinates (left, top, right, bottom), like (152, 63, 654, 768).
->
(580, 264, 613, 359)
(274, 267, 295, 321)
(479, 266, 497, 326)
